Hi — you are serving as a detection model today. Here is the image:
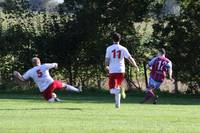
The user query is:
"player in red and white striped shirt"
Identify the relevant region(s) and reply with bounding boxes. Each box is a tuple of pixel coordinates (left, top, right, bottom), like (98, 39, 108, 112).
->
(13, 57, 81, 102)
(105, 32, 139, 108)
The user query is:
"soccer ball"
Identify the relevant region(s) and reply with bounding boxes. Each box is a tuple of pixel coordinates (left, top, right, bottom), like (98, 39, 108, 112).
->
(52, 93, 57, 98)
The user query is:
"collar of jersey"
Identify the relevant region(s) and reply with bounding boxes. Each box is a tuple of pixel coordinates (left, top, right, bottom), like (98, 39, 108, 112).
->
(113, 42, 120, 45)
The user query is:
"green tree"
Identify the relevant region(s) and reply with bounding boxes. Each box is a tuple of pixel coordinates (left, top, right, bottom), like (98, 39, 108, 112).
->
(150, 0, 200, 93)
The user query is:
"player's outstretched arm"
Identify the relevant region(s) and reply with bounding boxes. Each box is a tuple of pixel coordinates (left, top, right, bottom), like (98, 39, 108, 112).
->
(127, 56, 139, 72)
(168, 68, 174, 82)
(167, 61, 174, 82)
(45, 63, 58, 70)
(13, 71, 26, 82)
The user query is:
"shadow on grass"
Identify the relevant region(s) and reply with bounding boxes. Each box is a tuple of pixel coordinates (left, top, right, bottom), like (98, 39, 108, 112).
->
(0, 90, 200, 105)
(0, 107, 82, 111)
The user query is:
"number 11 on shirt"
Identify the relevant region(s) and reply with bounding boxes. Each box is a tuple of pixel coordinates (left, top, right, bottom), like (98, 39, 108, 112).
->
(112, 49, 121, 59)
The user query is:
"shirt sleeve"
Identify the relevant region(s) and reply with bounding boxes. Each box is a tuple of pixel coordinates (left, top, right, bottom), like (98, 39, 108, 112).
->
(105, 48, 110, 58)
(148, 57, 157, 67)
(22, 70, 31, 80)
(166, 61, 172, 69)
(124, 48, 131, 59)
(45, 63, 58, 70)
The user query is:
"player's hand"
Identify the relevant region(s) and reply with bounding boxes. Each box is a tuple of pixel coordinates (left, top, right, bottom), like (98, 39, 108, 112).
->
(54, 63, 58, 69)
(105, 66, 109, 72)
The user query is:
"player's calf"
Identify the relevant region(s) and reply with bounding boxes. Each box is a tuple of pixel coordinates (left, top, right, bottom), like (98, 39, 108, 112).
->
(140, 89, 155, 103)
(64, 84, 81, 93)
(120, 87, 126, 99)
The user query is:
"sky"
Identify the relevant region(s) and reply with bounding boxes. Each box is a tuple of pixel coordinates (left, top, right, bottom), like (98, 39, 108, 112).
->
(54, 0, 64, 4)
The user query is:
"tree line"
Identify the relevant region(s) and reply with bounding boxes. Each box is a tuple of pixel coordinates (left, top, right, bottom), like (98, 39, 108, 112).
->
(0, 0, 199, 93)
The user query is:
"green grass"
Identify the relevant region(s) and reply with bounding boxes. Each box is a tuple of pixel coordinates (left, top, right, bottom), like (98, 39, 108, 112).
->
(0, 91, 200, 133)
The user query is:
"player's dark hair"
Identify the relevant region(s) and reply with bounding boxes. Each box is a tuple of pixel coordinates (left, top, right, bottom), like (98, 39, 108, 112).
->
(159, 48, 166, 55)
(112, 32, 121, 42)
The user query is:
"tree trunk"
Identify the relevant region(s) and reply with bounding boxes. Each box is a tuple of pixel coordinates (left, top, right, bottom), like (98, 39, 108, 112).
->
(68, 65, 73, 85)
(174, 79, 179, 93)
(97, 74, 101, 89)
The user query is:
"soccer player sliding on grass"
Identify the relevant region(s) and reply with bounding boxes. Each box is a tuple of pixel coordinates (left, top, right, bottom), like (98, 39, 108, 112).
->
(105, 32, 139, 108)
(141, 48, 174, 104)
(13, 57, 82, 102)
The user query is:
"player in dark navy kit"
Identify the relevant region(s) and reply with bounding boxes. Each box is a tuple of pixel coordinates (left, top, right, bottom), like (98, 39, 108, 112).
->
(141, 48, 174, 104)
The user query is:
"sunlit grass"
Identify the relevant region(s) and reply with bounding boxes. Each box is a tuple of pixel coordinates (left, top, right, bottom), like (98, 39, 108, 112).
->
(0, 92, 199, 133)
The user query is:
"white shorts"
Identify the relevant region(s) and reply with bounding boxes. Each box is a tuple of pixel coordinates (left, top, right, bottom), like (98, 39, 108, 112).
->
(147, 77, 162, 90)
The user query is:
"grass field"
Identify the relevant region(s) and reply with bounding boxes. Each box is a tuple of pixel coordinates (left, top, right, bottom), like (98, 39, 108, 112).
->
(0, 90, 200, 133)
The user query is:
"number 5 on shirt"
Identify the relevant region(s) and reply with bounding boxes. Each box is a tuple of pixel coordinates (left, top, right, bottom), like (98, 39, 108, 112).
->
(37, 69, 43, 78)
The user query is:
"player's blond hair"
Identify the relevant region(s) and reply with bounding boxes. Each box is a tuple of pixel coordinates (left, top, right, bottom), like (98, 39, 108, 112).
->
(32, 57, 41, 66)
